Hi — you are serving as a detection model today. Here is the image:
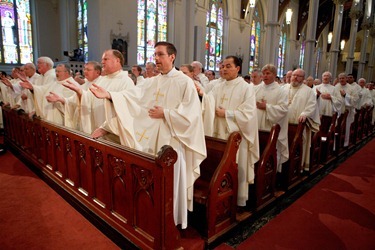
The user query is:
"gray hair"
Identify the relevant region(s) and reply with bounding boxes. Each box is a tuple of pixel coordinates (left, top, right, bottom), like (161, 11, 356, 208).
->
(38, 57, 54, 69)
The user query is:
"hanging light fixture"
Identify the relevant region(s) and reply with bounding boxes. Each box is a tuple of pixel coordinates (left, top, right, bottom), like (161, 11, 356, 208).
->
(340, 39, 346, 50)
(249, 0, 256, 8)
(328, 32, 333, 44)
(286, 8, 293, 25)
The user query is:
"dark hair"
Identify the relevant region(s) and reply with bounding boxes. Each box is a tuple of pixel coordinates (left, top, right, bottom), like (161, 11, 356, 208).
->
(155, 41, 177, 57)
(225, 55, 241, 68)
(180, 64, 193, 73)
(111, 49, 125, 66)
(57, 63, 71, 72)
(206, 70, 215, 76)
(86, 61, 102, 74)
(132, 65, 142, 73)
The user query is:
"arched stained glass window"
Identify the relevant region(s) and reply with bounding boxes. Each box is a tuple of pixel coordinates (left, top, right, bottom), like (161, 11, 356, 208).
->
(249, 8, 260, 74)
(277, 24, 287, 77)
(299, 41, 305, 68)
(0, 0, 33, 64)
(137, 0, 168, 65)
(77, 0, 88, 62)
(205, 0, 223, 71)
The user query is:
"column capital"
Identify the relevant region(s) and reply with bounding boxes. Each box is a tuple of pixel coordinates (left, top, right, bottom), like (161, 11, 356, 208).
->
(332, 0, 346, 5)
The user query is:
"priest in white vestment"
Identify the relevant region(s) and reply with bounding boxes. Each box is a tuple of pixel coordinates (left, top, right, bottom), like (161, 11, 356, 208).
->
(61, 52, 135, 139)
(202, 55, 259, 207)
(315, 71, 343, 117)
(357, 78, 373, 108)
(250, 68, 264, 92)
(284, 69, 320, 171)
(204, 61, 224, 94)
(347, 74, 362, 110)
(334, 73, 359, 146)
(191, 61, 210, 88)
(17, 57, 57, 116)
(256, 64, 289, 171)
(17, 63, 40, 114)
(21, 63, 81, 126)
(44, 61, 104, 131)
(91, 43, 207, 229)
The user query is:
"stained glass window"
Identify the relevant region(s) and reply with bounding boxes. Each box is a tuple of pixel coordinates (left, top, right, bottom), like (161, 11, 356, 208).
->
(137, 0, 168, 65)
(205, 0, 223, 71)
(299, 41, 305, 68)
(0, 0, 33, 64)
(249, 8, 260, 74)
(277, 24, 287, 77)
(77, 0, 88, 62)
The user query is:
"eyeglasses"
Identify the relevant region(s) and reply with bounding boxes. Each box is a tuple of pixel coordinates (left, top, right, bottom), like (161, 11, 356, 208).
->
(292, 74, 304, 78)
(153, 53, 168, 57)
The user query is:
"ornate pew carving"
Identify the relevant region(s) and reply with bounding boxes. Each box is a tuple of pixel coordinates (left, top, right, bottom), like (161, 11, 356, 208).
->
(335, 110, 349, 155)
(280, 122, 306, 190)
(2, 107, 182, 250)
(319, 113, 338, 164)
(192, 132, 241, 244)
(250, 124, 280, 210)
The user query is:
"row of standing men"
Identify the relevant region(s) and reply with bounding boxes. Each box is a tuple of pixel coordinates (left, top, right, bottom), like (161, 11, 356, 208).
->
(1, 42, 374, 230)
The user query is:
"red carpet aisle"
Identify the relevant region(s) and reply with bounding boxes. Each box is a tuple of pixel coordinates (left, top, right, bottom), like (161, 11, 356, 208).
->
(227, 139, 375, 250)
(0, 150, 120, 250)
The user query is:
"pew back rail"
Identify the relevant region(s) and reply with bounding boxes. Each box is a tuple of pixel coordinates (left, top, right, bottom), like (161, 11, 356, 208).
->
(3, 107, 182, 250)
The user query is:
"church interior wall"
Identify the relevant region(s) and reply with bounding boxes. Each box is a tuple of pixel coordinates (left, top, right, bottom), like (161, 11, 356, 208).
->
(34, 0, 61, 61)
(0, 0, 374, 81)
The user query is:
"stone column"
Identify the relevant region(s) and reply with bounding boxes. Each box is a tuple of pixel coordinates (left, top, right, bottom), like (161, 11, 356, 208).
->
(357, 20, 371, 78)
(263, 0, 279, 66)
(345, 2, 363, 74)
(328, 0, 345, 78)
(303, 0, 319, 77)
(367, 26, 375, 81)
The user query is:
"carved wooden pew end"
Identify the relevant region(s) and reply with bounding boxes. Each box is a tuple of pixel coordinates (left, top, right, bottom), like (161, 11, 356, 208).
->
(279, 122, 306, 190)
(191, 132, 241, 244)
(248, 124, 280, 211)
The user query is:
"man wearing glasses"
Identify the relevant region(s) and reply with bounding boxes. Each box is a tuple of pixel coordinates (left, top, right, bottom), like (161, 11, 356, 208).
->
(285, 68, 320, 172)
(90, 42, 207, 230)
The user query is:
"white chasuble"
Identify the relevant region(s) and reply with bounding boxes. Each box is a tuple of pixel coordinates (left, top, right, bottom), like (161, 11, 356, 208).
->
(255, 82, 289, 169)
(335, 83, 359, 146)
(316, 83, 343, 117)
(79, 71, 134, 140)
(33, 77, 81, 126)
(202, 77, 259, 206)
(285, 83, 320, 170)
(102, 68, 206, 229)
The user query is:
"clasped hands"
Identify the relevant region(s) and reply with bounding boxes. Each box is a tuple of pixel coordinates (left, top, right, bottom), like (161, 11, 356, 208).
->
(316, 89, 331, 100)
(256, 99, 267, 110)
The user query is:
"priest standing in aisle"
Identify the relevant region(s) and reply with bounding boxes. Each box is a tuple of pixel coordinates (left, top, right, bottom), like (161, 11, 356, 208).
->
(202, 55, 259, 207)
(90, 42, 207, 230)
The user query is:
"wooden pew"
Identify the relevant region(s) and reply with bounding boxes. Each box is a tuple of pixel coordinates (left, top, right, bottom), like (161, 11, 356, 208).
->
(250, 124, 280, 210)
(2, 107, 182, 250)
(319, 113, 338, 164)
(280, 122, 306, 190)
(309, 130, 321, 173)
(350, 108, 363, 146)
(334, 110, 348, 155)
(363, 106, 374, 137)
(192, 132, 241, 244)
